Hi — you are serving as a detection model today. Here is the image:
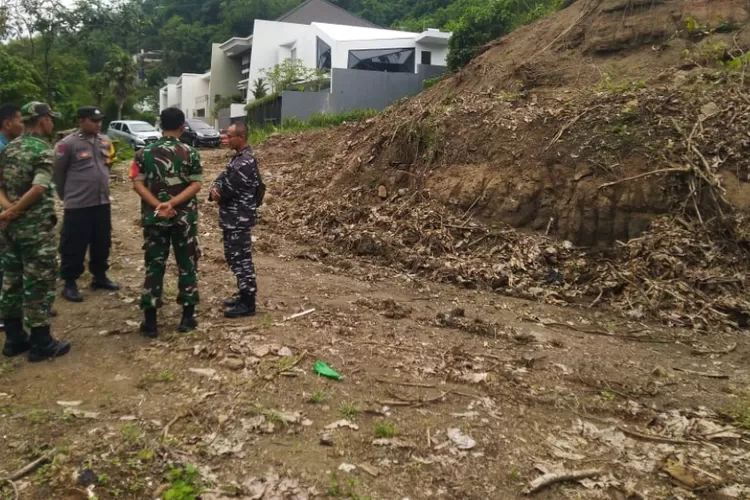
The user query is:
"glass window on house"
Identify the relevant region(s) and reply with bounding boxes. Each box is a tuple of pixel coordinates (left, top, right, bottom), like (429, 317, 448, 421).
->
(347, 48, 415, 73)
(421, 51, 432, 65)
(317, 37, 331, 70)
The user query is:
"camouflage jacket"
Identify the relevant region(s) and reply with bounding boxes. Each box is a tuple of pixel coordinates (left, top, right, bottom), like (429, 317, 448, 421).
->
(0, 133, 57, 230)
(129, 136, 203, 227)
(209, 145, 264, 229)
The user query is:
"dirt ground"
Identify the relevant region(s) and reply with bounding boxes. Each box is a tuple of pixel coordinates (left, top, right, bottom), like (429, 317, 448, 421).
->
(0, 148, 747, 499)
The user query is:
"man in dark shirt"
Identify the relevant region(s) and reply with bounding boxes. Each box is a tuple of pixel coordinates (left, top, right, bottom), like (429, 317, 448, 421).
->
(53, 106, 119, 302)
(210, 123, 264, 318)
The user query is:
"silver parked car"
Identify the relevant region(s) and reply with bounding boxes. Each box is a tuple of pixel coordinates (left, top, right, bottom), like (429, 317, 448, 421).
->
(107, 120, 160, 149)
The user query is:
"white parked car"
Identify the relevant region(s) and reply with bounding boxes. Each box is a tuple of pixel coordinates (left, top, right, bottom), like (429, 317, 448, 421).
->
(107, 120, 160, 149)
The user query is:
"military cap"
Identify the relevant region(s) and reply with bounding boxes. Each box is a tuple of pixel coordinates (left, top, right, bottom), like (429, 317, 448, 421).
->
(21, 101, 61, 121)
(78, 106, 104, 121)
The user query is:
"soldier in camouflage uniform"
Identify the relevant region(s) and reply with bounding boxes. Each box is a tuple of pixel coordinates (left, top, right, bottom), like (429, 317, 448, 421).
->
(0, 102, 71, 361)
(0, 103, 26, 332)
(209, 123, 265, 317)
(130, 107, 202, 337)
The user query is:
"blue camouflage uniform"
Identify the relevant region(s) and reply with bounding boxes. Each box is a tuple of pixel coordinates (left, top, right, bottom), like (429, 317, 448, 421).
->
(210, 145, 264, 298)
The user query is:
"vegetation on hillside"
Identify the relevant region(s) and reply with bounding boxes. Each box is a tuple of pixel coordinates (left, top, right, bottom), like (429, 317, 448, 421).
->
(0, 0, 566, 127)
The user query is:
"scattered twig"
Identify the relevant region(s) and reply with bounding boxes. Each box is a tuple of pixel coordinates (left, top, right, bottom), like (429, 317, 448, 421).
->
(5, 449, 57, 481)
(374, 378, 437, 389)
(470, 351, 511, 363)
(60, 323, 84, 337)
(162, 413, 188, 440)
(279, 350, 308, 374)
(545, 111, 587, 151)
(377, 399, 412, 407)
(385, 389, 452, 406)
(597, 167, 690, 190)
(673, 367, 729, 379)
(691, 343, 737, 356)
(588, 289, 603, 308)
(453, 390, 481, 400)
(617, 426, 701, 446)
(524, 469, 604, 495)
(2, 479, 18, 500)
(283, 309, 315, 321)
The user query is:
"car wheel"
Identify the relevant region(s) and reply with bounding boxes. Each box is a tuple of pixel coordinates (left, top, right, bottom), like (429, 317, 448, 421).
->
(191, 138, 198, 148)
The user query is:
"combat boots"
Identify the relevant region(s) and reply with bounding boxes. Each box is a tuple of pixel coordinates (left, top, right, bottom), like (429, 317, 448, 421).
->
(2, 318, 30, 357)
(28, 325, 71, 362)
(223, 295, 240, 307)
(178, 306, 198, 333)
(91, 274, 120, 291)
(224, 293, 256, 318)
(63, 280, 84, 302)
(140, 308, 158, 338)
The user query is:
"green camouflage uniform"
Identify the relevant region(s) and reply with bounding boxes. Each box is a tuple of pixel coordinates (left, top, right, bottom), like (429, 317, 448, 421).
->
(130, 136, 202, 310)
(0, 133, 58, 328)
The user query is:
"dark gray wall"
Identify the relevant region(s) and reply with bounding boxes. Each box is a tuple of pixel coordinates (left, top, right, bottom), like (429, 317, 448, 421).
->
(329, 68, 424, 113)
(278, 0, 379, 28)
(280, 91, 332, 121)
(279, 66, 448, 120)
(418, 64, 447, 80)
(217, 108, 231, 130)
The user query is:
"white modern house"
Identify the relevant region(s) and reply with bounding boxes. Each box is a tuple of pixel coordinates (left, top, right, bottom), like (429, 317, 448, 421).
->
(247, 20, 449, 99)
(206, 0, 379, 128)
(242, 20, 449, 125)
(161, 0, 450, 127)
(159, 72, 211, 121)
(159, 76, 180, 111)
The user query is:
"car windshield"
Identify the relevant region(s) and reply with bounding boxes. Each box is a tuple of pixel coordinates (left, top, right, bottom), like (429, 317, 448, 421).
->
(130, 123, 156, 133)
(189, 121, 212, 130)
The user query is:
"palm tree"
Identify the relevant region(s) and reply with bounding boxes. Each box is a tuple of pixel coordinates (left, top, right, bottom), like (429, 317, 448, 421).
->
(102, 48, 136, 120)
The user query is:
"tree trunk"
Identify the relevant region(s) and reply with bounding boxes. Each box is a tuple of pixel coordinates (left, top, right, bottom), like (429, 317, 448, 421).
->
(117, 101, 123, 120)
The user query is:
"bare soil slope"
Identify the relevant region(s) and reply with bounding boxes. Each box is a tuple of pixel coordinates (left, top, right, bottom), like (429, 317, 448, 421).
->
(255, 0, 750, 329)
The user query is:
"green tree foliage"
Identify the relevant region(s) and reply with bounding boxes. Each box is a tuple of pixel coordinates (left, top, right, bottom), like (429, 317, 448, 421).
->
(252, 78, 269, 99)
(0, 48, 43, 103)
(447, 0, 566, 70)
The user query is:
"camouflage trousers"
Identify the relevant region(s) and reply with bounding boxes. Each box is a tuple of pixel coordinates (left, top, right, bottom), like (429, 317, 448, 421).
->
(0, 223, 57, 328)
(140, 222, 200, 310)
(223, 228, 256, 296)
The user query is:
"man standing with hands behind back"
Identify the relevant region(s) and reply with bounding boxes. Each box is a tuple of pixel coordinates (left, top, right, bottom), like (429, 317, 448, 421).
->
(130, 107, 202, 337)
(53, 106, 120, 302)
(210, 123, 264, 318)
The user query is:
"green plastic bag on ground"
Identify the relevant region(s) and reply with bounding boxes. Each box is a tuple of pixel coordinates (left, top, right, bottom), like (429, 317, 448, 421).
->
(314, 361, 343, 380)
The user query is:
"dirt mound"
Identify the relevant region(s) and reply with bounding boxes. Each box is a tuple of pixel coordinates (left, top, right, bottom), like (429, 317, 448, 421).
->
(258, 0, 750, 245)
(254, 0, 750, 329)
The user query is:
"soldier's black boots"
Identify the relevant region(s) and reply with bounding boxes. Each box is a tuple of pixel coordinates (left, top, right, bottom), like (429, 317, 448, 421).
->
(178, 306, 197, 333)
(224, 293, 256, 318)
(63, 280, 84, 302)
(140, 309, 158, 338)
(223, 295, 240, 307)
(2, 318, 30, 357)
(91, 275, 120, 291)
(28, 325, 71, 362)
